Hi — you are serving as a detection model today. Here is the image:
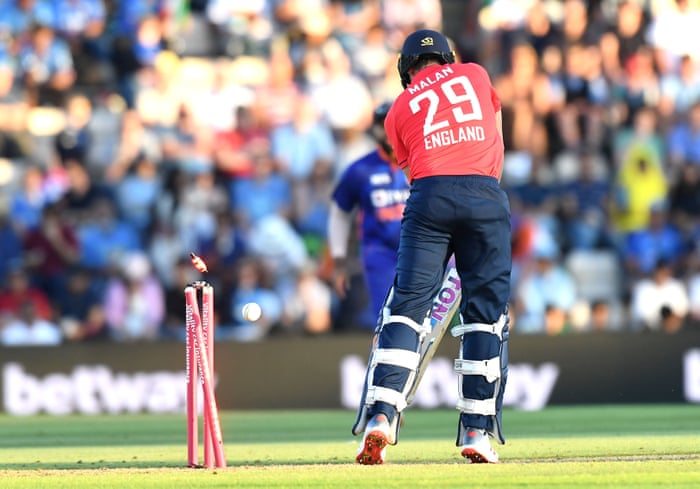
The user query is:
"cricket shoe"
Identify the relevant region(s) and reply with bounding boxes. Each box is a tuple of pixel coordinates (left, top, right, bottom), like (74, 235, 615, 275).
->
(459, 427, 499, 463)
(356, 414, 390, 465)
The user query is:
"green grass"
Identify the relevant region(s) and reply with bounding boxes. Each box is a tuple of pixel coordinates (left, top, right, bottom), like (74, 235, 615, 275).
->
(0, 405, 699, 488)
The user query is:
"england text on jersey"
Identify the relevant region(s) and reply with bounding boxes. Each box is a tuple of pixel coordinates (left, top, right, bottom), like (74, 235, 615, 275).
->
(408, 66, 455, 94)
(424, 124, 486, 150)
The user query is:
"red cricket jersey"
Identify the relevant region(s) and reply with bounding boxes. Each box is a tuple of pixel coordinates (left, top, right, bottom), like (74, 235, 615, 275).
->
(384, 63, 503, 182)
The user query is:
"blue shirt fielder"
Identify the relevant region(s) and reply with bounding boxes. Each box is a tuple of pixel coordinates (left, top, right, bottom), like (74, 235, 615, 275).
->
(328, 102, 409, 320)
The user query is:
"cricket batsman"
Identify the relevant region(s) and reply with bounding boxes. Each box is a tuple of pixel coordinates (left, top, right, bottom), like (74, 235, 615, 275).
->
(354, 28, 511, 465)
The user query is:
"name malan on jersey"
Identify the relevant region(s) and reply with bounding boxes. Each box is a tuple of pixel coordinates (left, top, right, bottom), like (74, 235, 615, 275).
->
(425, 124, 486, 149)
(408, 66, 455, 94)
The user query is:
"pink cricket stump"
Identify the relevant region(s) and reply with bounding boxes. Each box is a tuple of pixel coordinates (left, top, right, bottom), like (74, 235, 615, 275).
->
(201, 285, 216, 468)
(185, 282, 226, 468)
(184, 286, 199, 467)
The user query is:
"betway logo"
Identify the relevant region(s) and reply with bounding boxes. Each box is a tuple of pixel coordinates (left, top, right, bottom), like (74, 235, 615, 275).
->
(342, 355, 559, 411)
(3, 363, 187, 416)
(684, 348, 700, 402)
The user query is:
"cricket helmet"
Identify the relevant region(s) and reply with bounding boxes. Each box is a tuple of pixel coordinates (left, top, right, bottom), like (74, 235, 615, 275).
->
(370, 102, 392, 154)
(398, 29, 455, 88)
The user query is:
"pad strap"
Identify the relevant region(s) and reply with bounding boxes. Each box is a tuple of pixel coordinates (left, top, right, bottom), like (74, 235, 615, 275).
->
(372, 348, 420, 370)
(454, 357, 501, 383)
(386, 314, 428, 336)
(456, 397, 496, 416)
(366, 386, 408, 412)
(451, 314, 507, 339)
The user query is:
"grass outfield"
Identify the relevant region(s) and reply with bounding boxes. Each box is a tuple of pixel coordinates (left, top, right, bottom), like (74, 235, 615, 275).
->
(0, 405, 698, 488)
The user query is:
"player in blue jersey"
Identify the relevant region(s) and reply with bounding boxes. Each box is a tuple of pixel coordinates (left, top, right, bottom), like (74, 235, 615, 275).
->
(328, 102, 409, 323)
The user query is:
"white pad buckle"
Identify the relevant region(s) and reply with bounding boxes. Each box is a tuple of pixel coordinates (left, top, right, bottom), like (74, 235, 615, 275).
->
(454, 357, 501, 383)
(385, 314, 431, 340)
(366, 386, 408, 412)
(372, 348, 420, 370)
(451, 313, 507, 339)
(456, 397, 496, 416)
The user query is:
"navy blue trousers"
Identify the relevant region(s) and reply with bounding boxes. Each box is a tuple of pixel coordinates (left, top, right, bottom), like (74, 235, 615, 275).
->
(371, 175, 511, 429)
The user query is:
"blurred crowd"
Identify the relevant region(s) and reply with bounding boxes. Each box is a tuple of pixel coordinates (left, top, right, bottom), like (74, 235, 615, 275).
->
(0, 0, 699, 347)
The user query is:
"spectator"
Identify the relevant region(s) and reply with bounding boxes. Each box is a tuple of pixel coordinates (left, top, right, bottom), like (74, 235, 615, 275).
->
(252, 49, 300, 129)
(588, 299, 626, 333)
(0, 0, 55, 45)
(329, 0, 381, 57)
(508, 161, 559, 239)
(622, 201, 685, 280)
(493, 42, 558, 158)
(658, 54, 700, 120)
(247, 213, 309, 300)
(113, 154, 161, 235)
(103, 251, 164, 341)
(282, 259, 333, 336)
(611, 151, 668, 236)
(629, 259, 689, 332)
(270, 95, 335, 182)
(0, 266, 53, 323)
(556, 150, 613, 252)
(351, 23, 394, 101)
(22, 202, 80, 297)
(617, 46, 661, 127)
(106, 109, 162, 182)
(54, 266, 108, 341)
(560, 0, 604, 49)
(75, 196, 141, 275)
(513, 238, 579, 335)
(174, 167, 229, 253)
(189, 62, 256, 133)
(194, 210, 247, 278)
(560, 42, 609, 148)
(51, 0, 107, 43)
(519, 0, 564, 58)
(613, 106, 664, 173)
(292, 159, 334, 258)
(110, 0, 163, 38)
(205, 0, 274, 58)
(669, 162, 700, 234)
(16, 23, 75, 106)
(612, 0, 648, 68)
(10, 165, 50, 233)
(127, 14, 164, 68)
(212, 105, 265, 179)
(1, 299, 62, 346)
(230, 145, 291, 227)
(645, 0, 700, 70)
(667, 101, 700, 168)
(51, 0, 108, 85)
(54, 93, 93, 166)
(0, 204, 24, 285)
(61, 160, 113, 224)
(160, 103, 214, 175)
(381, 0, 442, 46)
(110, 14, 165, 109)
(307, 40, 374, 138)
(598, 31, 625, 88)
(0, 40, 26, 136)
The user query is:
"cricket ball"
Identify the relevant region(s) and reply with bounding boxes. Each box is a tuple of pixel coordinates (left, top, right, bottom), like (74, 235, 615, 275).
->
(242, 302, 262, 322)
